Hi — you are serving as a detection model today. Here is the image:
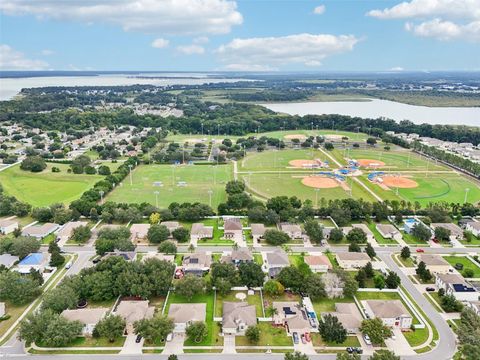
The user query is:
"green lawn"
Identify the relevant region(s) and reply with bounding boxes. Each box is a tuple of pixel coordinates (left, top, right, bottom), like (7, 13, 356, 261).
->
(235, 322, 292, 346)
(398, 255, 415, 267)
(311, 297, 354, 317)
(37, 336, 125, 348)
(0, 163, 104, 207)
(443, 256, 480, 278)
(106, 163, 232, 209)
(460, 235, 480, 247)
(215, 291, 263, 317)
(0, 302, 30, 338)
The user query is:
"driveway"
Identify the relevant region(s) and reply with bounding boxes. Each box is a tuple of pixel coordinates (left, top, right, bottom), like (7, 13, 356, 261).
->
(119, 334, 143, 355)
(163, 333, 184, 354)
(384, 328, 416, 356)
(222, 334, 236, 354)
(293, 338, 316, 355)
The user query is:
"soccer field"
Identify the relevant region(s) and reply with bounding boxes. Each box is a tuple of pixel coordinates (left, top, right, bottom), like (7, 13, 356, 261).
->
(0, 163, 104, 207)
(106, 164, 233, 208)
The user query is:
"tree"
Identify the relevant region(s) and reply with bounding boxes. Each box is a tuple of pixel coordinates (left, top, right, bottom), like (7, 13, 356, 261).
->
(98, 165, 111, 176)
(441, 294, 464, 312)
(463, 268, 474, 278)
(245, 325, 260, 344)
(238, 262, 264, 288)
(168, 356, 179, 360)
(147, 224, 170, 244)
(434, 226, 451, 242)
(346, 228, 367, 244)
(0, 270, 41, 304)
(277, 266, 305, 293)
(48, 241, 65, 267)
(412, 223, 431, 242)
(186, 321, 207, 343)
(264, 229, 290, 246)
(385, 271, 401, 289)
(175, 275, 204, 300)
(329, 228, 344, 243)
(149, 212, 161, 225)
(20, 156, 47, 172)
(94, 315, 125, 342)
(304, 219, 324, 244)
(336, 354, 360, 360)
(457, 307, 480, 359)
(225, 180, 245, 195)
(70, 225, 91, 243)
(365, 242, 376, 259)
(342, 273, 359, 298)
(41, 285, 78, 313)
(364, 262, 374, 278)
(324, 142, 334, 151)
(355, 268, 367, 288)
(285, 352, 310, 360)
(263, 280, 284, 297)
(134, 315, 174, 343)
(360, 318, 392, 345)
(369, 350, 400, 360)
(5, 236, 41, 259)
(158, 241, 177, 254)
(348, 242, 361, 252)
(400, 246, 410, 259)
(19, 309, 82, 347)
(172, 227, 190, 243)
(318, 314, 347, 344)
(416, 261, 432, 282)
(304, 273, 326, 300)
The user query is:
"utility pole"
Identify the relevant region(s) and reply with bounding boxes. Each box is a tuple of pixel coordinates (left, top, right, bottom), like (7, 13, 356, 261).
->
(128, 165, 133, 186)
(208, 189, 213, 207)
(315, 188, 319, 208)
(99, 190, 104, 204)
(154, 191, 159, 208)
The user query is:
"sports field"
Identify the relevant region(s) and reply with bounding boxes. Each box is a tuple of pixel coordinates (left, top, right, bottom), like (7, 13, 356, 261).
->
(106, 163, 233, 208)
(0, 163, 104, 207)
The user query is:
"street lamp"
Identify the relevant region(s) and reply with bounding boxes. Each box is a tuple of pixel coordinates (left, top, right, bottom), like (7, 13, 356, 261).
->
(128, 165, 133, 186)
(99, 190, 104, 204)
(315, 188, 320, 208)
(208, 189, 213, 207)
(154, 191, 160, 208)
(464, 188, 470, 204)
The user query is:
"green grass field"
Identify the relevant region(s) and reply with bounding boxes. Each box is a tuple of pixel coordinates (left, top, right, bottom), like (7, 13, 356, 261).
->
(443, 256, 480, 278)
(0, 163, 104, 207)
(106, 163, 232, 208)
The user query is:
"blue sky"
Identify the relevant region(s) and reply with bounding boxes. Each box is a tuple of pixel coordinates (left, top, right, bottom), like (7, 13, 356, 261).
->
(1, 0, 479, 71)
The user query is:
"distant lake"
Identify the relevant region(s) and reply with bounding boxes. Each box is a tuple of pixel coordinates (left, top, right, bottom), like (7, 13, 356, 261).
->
(261, 99, 480, 127)
(0, 73, 252, 100)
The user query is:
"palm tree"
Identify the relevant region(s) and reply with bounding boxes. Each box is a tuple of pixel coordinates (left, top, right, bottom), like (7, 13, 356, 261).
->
(266, 305, 278, 324)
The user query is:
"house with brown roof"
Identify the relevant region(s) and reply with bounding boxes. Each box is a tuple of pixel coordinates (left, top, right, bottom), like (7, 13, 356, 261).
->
(114, 300, 155, 334)
(272, 301, 312, 334)
(61, 308, 109, 336)
(160, 221, 180, 235)
(220, 248, 253, 266)
(335, 252, 370, 269)
(418, 254, 451, 274)
(324, 303, 363, 334)
(190, 223, 213, 242)
(304, 254, 332, 273)
(250, 223, 266, 242)
(362, 300, 412, 329)
(222, 302, 257, 335)
(168, 303, 206, 333)
(376, 224, 402, 241)
(223, 218, 243, 242)
(279, 223, 302, 239)
(142, 252, 175, 263)
(182, 252, 212, 276)
(129, 223, 150, 242)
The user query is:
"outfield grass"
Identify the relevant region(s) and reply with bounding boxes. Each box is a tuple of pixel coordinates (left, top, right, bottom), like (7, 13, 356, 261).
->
(0, 163, 104, 207)
(443, 256, 480, 278)
(106, 164, 232, 209)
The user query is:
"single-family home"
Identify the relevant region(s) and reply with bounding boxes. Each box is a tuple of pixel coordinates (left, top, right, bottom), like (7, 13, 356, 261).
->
(265, 250, 290, 278)
(362, 300, 412, 329)
(160, 221, 180, 236)
(272, 301, 312, 334)
(182, 252, 212, 276)
(56, 221, 88, 244)
(352, 224, 375, 242)
(279, 223, 302, 239)
(222, 302, 257, 335)
(220, 248, 253, 266)
(250, 224, 266, 242)
(142, 252, 175, 263)
(435, 273, 479, 302)
(190, 223, 214, 242)
(304, 254, 332, 273)
(418, 254, 451, 274)
(115, 300, 155, 334)
(465, 221, 480, 237)
(61, 308, 109, 336)
(22, 223, 59, 239)
(168, 303, 206, 333)
(335, 252, 370, 269)
(15, 252, 50, 274)
(324, 303, 362, 334)
(129, 223, 150, 243)
(223, 218, 243, 242)
(0, 219, 19, 235)
(0, 254, 19, 269)
(376, 224, 402, 241)
(431, 223, 464, 241)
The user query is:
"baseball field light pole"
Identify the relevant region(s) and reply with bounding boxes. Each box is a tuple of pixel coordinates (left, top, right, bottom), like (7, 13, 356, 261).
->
(208, 189, 213, 207)
(154, 190, 160, 208)
(464, 188, 470, 204)
(201, 123, 204, 136)
(128, 165, 133, 186)
(315, 188, 320, 208)
(99, 190, 104, 205)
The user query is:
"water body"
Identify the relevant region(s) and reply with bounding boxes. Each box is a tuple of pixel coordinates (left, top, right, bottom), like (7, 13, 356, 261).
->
(0, 73, 251, 100)
(261, 99, 480, 127)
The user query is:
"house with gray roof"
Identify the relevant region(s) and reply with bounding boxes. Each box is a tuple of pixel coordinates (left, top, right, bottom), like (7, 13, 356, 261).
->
(362, 300, 412, 329)
(222, 302, 257, 335)
(265, 250, 290, 278)
(182, 252, 212, 276)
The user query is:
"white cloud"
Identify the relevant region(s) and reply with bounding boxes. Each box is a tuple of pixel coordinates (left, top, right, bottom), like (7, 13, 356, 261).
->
(41, 49, 54, 56)
(0, 0, 243, 35)
(216, 33, 358, 70)
(0, 44, 49, 70)
(368, 0, 480, 42)
(151, 38, 170, 48)
(193, 36, 209, 44)
(313, 5, 326, 15)
(390, 66, 404, 71)
(176, 44, 205, 55)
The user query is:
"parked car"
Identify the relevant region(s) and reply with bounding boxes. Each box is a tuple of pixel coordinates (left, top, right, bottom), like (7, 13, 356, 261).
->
(426, 287, 435, 292)
(354, 347, 363, 354)
(135, 335, 142, 343)
(346, 347, 354, 354)
(304, 332, 311, 342)
(301, 334, 307, 344)
(293, 332, 299, 344)
(363, 334, 372, 345)
(391, 334, 397, 340)
(416, 249, 425, 253)
(166, 333, 173, 342)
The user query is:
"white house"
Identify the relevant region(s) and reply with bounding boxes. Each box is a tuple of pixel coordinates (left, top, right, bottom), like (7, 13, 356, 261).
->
(0, 219, 19, 235)
(22, 223, 59, 240)
(335, 252, 370, 269)
(435, 273, 479, 302)
(190, 223, 213, 242)
(362, 300, 412, 329)
(129, 223, 150, 242)
(465, 221, 480, 237)
(61, 308, 108, 336)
